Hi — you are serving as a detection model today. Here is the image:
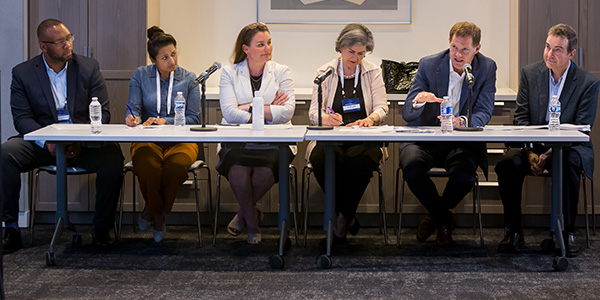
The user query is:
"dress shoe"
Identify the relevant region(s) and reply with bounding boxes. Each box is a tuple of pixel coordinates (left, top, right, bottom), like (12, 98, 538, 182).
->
(347, 217, 360, 236)
(497, 228, 524, 253)
(417, 214, 438, 242)
(2, 227, 23, 254)
(92, 228, 115, 250)
(436, 224, 453, 246)
(565, 232, 582, 258)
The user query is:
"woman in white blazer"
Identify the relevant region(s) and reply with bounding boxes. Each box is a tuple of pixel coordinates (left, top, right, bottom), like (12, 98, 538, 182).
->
(307, 23, 388, 245)
(217, 22, 295, 244)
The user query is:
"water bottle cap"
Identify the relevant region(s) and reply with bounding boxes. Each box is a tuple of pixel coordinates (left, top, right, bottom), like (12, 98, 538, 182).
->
(254, 91, 262, 97)
(92, 97, 98, 101)
(177, 91, 183, 95)
(443, 96, 449, 100)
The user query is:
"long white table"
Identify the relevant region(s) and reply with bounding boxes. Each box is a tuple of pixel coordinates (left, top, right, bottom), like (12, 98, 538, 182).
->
(25, 123, 306, 267)
(304, 125, 590, 270)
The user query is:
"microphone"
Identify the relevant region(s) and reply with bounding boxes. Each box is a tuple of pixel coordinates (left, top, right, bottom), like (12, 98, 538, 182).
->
(194, 62, 222, 85)
(314, 66, 335, 84)
(463, 63, 475, 87)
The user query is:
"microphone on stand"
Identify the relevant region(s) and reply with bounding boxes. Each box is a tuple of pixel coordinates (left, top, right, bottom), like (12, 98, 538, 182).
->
(314, 66, 335, 84)
(190, 62, 221, 132)
(308, 66, 335, 130)
(463, 63, 475, 88)
(194, 62, 222, 85)
(456, 63, 482, 131)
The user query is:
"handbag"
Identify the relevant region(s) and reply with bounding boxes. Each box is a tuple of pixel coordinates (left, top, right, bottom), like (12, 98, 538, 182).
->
(381, 59, 419, 94)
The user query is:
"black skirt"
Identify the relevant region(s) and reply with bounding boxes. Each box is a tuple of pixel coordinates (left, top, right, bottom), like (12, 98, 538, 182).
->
(216, 143, 294, 182)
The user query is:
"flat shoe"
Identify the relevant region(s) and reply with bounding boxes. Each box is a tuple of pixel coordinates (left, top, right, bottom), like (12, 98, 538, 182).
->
(227, 214, 245, 236)
(247, 233, 261, 245)
(138, 216, 152, 232)
(154, 226, 166, 243)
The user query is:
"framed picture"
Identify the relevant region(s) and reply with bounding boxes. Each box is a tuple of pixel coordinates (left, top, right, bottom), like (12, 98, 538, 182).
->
(257, 0, 412, 24)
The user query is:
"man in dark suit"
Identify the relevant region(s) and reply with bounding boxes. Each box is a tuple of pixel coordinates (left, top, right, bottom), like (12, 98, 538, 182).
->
(496, 24, 599, 256)
(400, 21, 496, 245)
(1, 19, 124, 253)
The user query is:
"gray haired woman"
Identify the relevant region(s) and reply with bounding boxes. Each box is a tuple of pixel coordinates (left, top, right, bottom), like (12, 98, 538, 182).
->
(306, 23, 388, 244)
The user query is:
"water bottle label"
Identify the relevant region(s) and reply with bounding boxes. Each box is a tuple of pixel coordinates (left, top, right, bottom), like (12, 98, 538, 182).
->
(441, 106, 452, 115)
(175, 101, 185, 109)
(549, 105, 561, 113)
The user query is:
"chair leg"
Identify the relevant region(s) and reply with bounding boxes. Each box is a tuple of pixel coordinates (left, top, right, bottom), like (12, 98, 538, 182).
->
(476, 175, 484, 248)
(397, 171, 406, 247)
(132, 171, 137, 233)
(583, 175, 590, 248)
(204, 166, 214, 233)
(303, 167, 312, 248)
(30, 170, 42, 245)
(378, 168, 388, 245)
(394, 167, 400, 236)
(213, 173, 221, 247)
(591, 177, 596, 235)
(192, 170, 203, 247)
(117, 170, 127, 243)
(290, 166, 299, 245)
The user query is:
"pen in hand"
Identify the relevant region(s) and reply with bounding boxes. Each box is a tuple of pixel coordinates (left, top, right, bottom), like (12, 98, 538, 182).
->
(126, 104, 139, 126)
(327, 106, 344, 125)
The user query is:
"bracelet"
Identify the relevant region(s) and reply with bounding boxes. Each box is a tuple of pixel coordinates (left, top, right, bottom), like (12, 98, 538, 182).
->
(368, 116, 376, 123)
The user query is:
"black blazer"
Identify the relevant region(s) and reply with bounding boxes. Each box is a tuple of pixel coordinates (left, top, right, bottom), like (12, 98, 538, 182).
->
(515, 60, 600, 178)
(10, 53, 110, 136)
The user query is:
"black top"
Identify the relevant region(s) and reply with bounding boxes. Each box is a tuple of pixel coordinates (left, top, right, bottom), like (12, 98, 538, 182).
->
(332, 74, 366, 124)
(250, 74, 262, 94)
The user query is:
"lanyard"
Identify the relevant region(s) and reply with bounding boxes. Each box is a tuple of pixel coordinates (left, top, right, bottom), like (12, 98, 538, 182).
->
(339, 58, 359, 99)
(156, 68, 174, 116)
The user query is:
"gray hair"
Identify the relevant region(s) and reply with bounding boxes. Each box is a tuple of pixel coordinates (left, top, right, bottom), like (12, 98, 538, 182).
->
(335, 23, 374, 53)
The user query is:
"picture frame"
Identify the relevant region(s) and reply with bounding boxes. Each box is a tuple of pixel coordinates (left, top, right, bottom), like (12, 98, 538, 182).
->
(257, 0, 412, 25)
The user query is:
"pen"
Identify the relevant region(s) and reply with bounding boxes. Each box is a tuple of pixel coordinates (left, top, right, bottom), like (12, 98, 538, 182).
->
(126, 104, 136, 118)
(326, 106, 344, 125)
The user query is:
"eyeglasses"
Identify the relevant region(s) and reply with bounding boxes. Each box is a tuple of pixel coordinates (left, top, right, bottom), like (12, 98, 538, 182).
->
(42, 34, 75, 47)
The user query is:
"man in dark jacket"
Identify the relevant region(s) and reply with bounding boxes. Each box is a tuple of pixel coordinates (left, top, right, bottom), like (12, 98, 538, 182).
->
(1, 19, 124, 253)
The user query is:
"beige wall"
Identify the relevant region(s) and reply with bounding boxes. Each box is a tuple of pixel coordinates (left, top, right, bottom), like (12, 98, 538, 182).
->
(153, 0, 517, 90)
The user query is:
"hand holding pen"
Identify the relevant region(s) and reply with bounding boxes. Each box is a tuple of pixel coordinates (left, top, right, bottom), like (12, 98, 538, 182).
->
(326, 106, 344, 126)
(125, 104, 140, 127)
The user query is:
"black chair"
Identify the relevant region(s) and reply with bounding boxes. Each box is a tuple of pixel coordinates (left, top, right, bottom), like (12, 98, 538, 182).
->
(118, 154, 212, 247)
(531, 171, 595, 248)
(29, 166, 97, 246)
(212, 164, 299, 246)
(395, 167, 483, 247)
(301, 163, 388, 247)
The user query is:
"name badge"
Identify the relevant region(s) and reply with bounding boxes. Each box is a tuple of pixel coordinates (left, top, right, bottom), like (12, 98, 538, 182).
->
(57, 107, 71, 124)
(342, 98, 361, 113)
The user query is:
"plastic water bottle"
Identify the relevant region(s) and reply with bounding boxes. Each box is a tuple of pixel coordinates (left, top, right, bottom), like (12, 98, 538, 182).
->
(548, 95, 561, 131)
(174, 91, 186, 127)
(89, 97, 102, 134)
(440, 96, 453, 134)
(252, 91, 264, 131)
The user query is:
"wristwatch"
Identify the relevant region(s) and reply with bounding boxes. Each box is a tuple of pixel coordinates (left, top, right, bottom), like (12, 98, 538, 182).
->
(248, 105, 253, 114)
(368, 116, 376, 123)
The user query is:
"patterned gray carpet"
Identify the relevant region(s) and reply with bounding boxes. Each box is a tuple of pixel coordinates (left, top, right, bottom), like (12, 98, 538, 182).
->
(3, 225, 600, 299)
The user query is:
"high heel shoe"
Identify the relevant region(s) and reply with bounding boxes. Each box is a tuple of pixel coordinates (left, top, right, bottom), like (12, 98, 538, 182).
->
(227, 213, 245, 236)
(138, 216, 152, 232)
(153, 226, 166, 243)
(247, 233, 262, 245)
(347, 217, 360, 236)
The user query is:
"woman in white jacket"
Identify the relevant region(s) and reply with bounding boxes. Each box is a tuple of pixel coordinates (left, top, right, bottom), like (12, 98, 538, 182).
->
(307, 23, 388, 244)
(218, 22, 295, 244)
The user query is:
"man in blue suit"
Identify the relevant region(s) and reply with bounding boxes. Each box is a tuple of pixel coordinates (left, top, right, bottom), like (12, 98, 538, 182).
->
(400, 21, 496, 245)
(1, 19, 124, 253)
(495, 24, 599, 256)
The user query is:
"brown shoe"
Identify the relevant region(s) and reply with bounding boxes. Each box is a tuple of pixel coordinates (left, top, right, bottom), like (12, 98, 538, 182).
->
(417, 214, 438, 242)
(436, 224, 453, 246)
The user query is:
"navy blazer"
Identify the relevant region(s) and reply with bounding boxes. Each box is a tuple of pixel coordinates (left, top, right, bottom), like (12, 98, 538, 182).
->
(515, 61, 600, 178)
(403, 49, 497, 127)
(10, 53, 110, 136)
(401, 50, 497, 175)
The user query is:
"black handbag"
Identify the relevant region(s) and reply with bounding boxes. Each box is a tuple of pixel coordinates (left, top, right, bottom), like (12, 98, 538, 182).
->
(381, 59, 419, 94)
